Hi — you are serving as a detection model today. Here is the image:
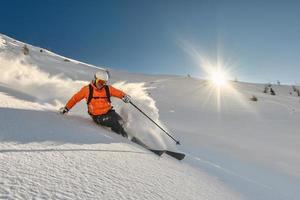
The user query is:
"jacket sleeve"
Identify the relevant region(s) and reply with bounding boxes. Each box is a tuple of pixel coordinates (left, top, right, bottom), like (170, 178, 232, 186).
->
(109, 85, 125, 99)
(65, 86, 87, 110)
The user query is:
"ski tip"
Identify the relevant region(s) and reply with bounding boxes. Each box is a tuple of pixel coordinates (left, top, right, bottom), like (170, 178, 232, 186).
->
(165, 151, 185, 160)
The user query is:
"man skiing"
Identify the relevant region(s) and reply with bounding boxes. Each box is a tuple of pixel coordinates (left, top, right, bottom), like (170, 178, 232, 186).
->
(59, 71, 131, 137)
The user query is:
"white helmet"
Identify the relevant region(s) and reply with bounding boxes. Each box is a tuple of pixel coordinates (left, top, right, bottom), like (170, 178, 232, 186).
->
(94, 70, 109, 82)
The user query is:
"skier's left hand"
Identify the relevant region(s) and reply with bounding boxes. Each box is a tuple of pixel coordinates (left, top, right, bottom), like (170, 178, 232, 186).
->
(59, 107, 69, 114)
(122, 94, 131, 103)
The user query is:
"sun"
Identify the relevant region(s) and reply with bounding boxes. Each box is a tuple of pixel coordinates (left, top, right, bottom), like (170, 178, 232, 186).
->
(210, 70, 228, 87)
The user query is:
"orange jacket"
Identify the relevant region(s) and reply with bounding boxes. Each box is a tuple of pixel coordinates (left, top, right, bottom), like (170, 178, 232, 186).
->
(66, 83, 125, 115)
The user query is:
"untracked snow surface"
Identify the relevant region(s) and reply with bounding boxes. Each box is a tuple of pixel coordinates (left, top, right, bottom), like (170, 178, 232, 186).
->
(0, 33, 300, 200)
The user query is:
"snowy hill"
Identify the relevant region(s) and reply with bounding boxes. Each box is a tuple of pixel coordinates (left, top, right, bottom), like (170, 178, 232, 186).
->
(0, 33, 299, 200)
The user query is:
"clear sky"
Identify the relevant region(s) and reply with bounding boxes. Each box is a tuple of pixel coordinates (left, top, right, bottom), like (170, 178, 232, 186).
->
(1, 0, 300, 84)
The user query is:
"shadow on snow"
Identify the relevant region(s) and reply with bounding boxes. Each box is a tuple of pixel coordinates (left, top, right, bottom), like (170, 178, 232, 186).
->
(0, 107, 126, 145)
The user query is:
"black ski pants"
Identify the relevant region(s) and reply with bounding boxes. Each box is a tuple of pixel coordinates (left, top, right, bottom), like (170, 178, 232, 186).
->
(92, 109, 128, 138)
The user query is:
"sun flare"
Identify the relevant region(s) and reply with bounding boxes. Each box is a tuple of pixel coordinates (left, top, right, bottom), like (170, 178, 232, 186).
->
(210, 70, 228, 87)
(179, 40, 256, 114)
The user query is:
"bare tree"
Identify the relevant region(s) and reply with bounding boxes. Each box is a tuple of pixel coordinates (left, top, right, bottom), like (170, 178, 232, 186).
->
(270, 87, 276, 95)
(263, 86, 269, 93)
(22, 45, 29, 55)
(250, 95, 258, 101)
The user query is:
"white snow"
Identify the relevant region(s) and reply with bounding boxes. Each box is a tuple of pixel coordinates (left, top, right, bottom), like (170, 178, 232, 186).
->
(0, 36, 6, 49)
(1, 33, 300, 200)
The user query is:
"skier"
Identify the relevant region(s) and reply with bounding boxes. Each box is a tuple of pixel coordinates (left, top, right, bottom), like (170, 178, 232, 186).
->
(59, 71, 131, 137)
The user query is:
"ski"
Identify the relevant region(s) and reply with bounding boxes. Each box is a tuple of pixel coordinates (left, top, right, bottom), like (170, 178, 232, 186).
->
(131, 137, 185, 160)
(131, 137, 164, 156)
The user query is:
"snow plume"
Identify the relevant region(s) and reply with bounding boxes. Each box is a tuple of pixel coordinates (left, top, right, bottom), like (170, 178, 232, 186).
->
(0, 54, 87, 110)
(112, 81, 168, 149)
(0, 53, 169, 148)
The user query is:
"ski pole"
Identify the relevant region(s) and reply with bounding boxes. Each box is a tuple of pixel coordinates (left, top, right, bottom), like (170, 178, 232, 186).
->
(129, 101, 181, 145)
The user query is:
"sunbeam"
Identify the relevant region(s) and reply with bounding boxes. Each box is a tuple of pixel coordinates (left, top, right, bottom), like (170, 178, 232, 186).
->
(179, 40, 257, 114)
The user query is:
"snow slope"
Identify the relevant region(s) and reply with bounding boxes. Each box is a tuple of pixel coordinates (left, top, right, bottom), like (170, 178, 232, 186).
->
(0, 108, 233, 200)
(152, 79, 300, 200)
(0, 34, 240, 199)
(1, 33, 300, 200)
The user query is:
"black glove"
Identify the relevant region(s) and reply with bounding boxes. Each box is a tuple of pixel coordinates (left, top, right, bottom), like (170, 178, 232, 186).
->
(59, 107, 69, 114)
(122, 94, 131, 103)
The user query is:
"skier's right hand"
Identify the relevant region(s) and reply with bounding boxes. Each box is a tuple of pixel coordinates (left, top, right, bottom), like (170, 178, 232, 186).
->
(59, 107, 69, 115)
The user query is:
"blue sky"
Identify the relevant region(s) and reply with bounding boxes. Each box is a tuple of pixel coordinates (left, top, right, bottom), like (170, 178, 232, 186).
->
(1, 0, 300, 84)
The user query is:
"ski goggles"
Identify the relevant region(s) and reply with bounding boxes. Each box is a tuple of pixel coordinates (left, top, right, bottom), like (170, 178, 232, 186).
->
(95, 78, 107, 85)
